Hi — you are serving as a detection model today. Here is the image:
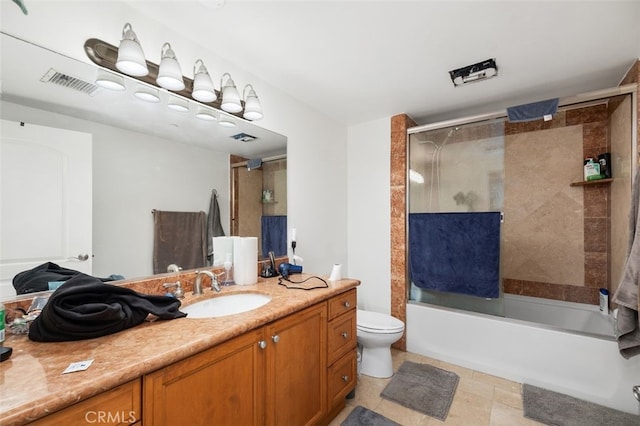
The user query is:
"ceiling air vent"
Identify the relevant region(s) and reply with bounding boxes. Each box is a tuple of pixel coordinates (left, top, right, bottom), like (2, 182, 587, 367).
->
(40, 68, 100, 96)
(231, 133, 257, 143)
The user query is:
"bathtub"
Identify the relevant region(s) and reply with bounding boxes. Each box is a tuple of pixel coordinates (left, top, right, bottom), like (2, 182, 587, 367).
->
(406, 298, 640, 414)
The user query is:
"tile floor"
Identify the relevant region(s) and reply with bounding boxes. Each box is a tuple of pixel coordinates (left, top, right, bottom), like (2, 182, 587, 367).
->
(328, 349, 543, 426)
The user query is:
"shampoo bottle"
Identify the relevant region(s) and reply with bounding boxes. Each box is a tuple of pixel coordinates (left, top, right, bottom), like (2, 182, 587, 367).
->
(599, 288, 609, 315)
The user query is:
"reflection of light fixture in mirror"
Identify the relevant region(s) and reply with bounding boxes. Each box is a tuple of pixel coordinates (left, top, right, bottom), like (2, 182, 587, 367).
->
(218, 115, 236, 128)
(196, 108, 217, 121)
(242, 84, 263, 121)
(157, 42, 185, 91)
(192, 59, 217, 103)
(95, 69, 126, 91)
(134, 85, 160, 102)
(168, 97, 189, 112)
(220, 73, 242, 113)
(116, 23, 148, 77)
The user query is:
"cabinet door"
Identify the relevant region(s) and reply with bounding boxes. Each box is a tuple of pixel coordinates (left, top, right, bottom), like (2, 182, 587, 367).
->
(28, 379, 141, 426)
(143, 329, 265, 426)
(265, 303, 327, 426)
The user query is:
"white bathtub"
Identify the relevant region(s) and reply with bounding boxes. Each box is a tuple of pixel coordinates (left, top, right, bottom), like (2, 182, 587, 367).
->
(406, 299, 640, 414)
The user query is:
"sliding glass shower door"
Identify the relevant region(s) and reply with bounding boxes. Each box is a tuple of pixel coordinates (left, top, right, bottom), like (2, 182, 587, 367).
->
(408, 119, 506, 316)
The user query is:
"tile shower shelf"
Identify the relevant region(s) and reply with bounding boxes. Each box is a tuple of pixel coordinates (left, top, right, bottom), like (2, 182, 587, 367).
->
(570, 178, 613, 187)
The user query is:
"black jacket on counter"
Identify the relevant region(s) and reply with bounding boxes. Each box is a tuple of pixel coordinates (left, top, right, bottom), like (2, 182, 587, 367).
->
(28, 273, 186, 342)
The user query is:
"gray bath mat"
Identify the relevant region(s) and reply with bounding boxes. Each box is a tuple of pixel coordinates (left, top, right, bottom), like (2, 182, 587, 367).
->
(523, 384, 640, 426)
(341, 405, 400, 426)
(380, 361, 459, 421)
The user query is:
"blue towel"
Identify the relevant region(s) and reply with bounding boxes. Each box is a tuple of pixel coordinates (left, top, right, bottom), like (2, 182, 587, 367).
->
(247, 158, 262, 170)
(409, 212, 501, 298)
(261, 215, 287, 257)
(506, 98, 559, 123)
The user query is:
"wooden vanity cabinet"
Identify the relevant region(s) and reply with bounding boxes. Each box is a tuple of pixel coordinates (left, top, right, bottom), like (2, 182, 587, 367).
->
(28, 379, 141, 426)
(143, 328, 265, 426)
(143, 302, 327, 426)
(325, 289, 357, 420)
(265, 302, 327, 426)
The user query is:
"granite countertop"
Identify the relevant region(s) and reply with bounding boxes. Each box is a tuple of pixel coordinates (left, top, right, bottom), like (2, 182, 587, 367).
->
(0, 274, 360, 425)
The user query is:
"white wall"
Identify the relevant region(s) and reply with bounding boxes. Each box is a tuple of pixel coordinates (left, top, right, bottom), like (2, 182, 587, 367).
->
(0, 1, 349, 276)
(1, 100, 229, 279)
(347, 117, 391, 313)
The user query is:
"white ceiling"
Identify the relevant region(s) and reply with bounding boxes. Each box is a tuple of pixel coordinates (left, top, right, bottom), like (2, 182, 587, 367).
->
(124, 0, 640, 126)
(2, 0, 639, 154)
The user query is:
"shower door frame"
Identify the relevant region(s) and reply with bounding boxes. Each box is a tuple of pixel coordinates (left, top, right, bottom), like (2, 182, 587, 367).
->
(405, 83, 638, 314)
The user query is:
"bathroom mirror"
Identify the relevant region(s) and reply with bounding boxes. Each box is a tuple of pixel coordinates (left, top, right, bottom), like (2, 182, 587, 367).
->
(0, 32, 287, 299)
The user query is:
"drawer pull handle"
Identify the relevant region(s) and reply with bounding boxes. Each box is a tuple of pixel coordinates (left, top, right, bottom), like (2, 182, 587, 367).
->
(344, 301, 350, 308)
(258, 340, 267, 349)
(272, 335, 280, 343)
(342, 375, 349, 382)
(341, 332, 348, 339)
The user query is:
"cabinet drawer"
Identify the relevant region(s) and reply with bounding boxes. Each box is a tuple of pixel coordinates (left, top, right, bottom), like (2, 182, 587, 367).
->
(328, 289, 356, 320)
(327, 310, 357, 365)
(29, 379, 141, 426)
(327, 351, 357, 410)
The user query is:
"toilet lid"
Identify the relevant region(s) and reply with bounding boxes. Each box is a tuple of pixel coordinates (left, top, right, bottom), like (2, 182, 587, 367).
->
(357, 310, 405, 333)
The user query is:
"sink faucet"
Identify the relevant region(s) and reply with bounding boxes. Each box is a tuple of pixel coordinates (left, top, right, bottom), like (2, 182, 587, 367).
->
(194, 270, 221, 295)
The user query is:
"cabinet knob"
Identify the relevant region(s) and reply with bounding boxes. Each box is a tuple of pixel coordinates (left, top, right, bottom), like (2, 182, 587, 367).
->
(342, 375, 349, 382)
(272, 335, 280, 343)
(343, 301, 350, 308)
(341, 332, 348, 339)
(258, 340, 267, 349)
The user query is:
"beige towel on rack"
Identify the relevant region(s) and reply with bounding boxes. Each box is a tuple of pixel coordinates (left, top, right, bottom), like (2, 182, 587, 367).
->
(153, 210, 207, 274)
(613, 169, 640, 359)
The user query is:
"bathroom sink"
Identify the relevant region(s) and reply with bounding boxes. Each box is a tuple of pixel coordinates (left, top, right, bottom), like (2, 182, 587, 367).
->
(182, 293, 271, 318)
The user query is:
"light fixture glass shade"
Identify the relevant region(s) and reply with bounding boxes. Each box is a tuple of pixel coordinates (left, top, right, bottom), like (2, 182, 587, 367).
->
(218, 115, 236, 128)
(95, 70, 126, 91)
(134, 85, 160, 102)
(242, 84, 263, 120)
(192, 59, 217, 103)
(220, 73, 242, 113)
(116, 23, 148, 77)
(156, 42, 185, 91)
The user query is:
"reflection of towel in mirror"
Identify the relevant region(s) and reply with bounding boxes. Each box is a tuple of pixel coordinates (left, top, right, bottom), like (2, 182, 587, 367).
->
(613, 169, 640, 359)
(153, 210, 207, 274)
(28, 273, 186, 342)
(206, 190, 225, 265)
(261, 215, 287, 257)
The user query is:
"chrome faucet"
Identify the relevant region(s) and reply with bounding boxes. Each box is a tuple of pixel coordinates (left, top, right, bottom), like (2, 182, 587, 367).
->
(194, 270, 221, 295)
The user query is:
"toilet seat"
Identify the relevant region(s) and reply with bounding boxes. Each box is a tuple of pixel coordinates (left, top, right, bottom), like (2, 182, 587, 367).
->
(357, 310, 405, 334)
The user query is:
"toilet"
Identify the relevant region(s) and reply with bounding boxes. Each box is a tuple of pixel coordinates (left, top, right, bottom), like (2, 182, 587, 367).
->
(356, 309, 405, 378)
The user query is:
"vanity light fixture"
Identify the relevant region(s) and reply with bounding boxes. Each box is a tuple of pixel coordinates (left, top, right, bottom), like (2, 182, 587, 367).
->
(220, 73, 242, 113)
(192, 59, 217, 103)
(195, 108, 217, 121)
(116, 23, 148, 77)
(134, 85, 160, 103)
(95, 69, 126, 91)
(242, 84, 263, 121)
(218, 114, 236, 128)
(156, 43, 185, 91)
(85, 28, 268, 123)
(167, 97, 189, 112)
